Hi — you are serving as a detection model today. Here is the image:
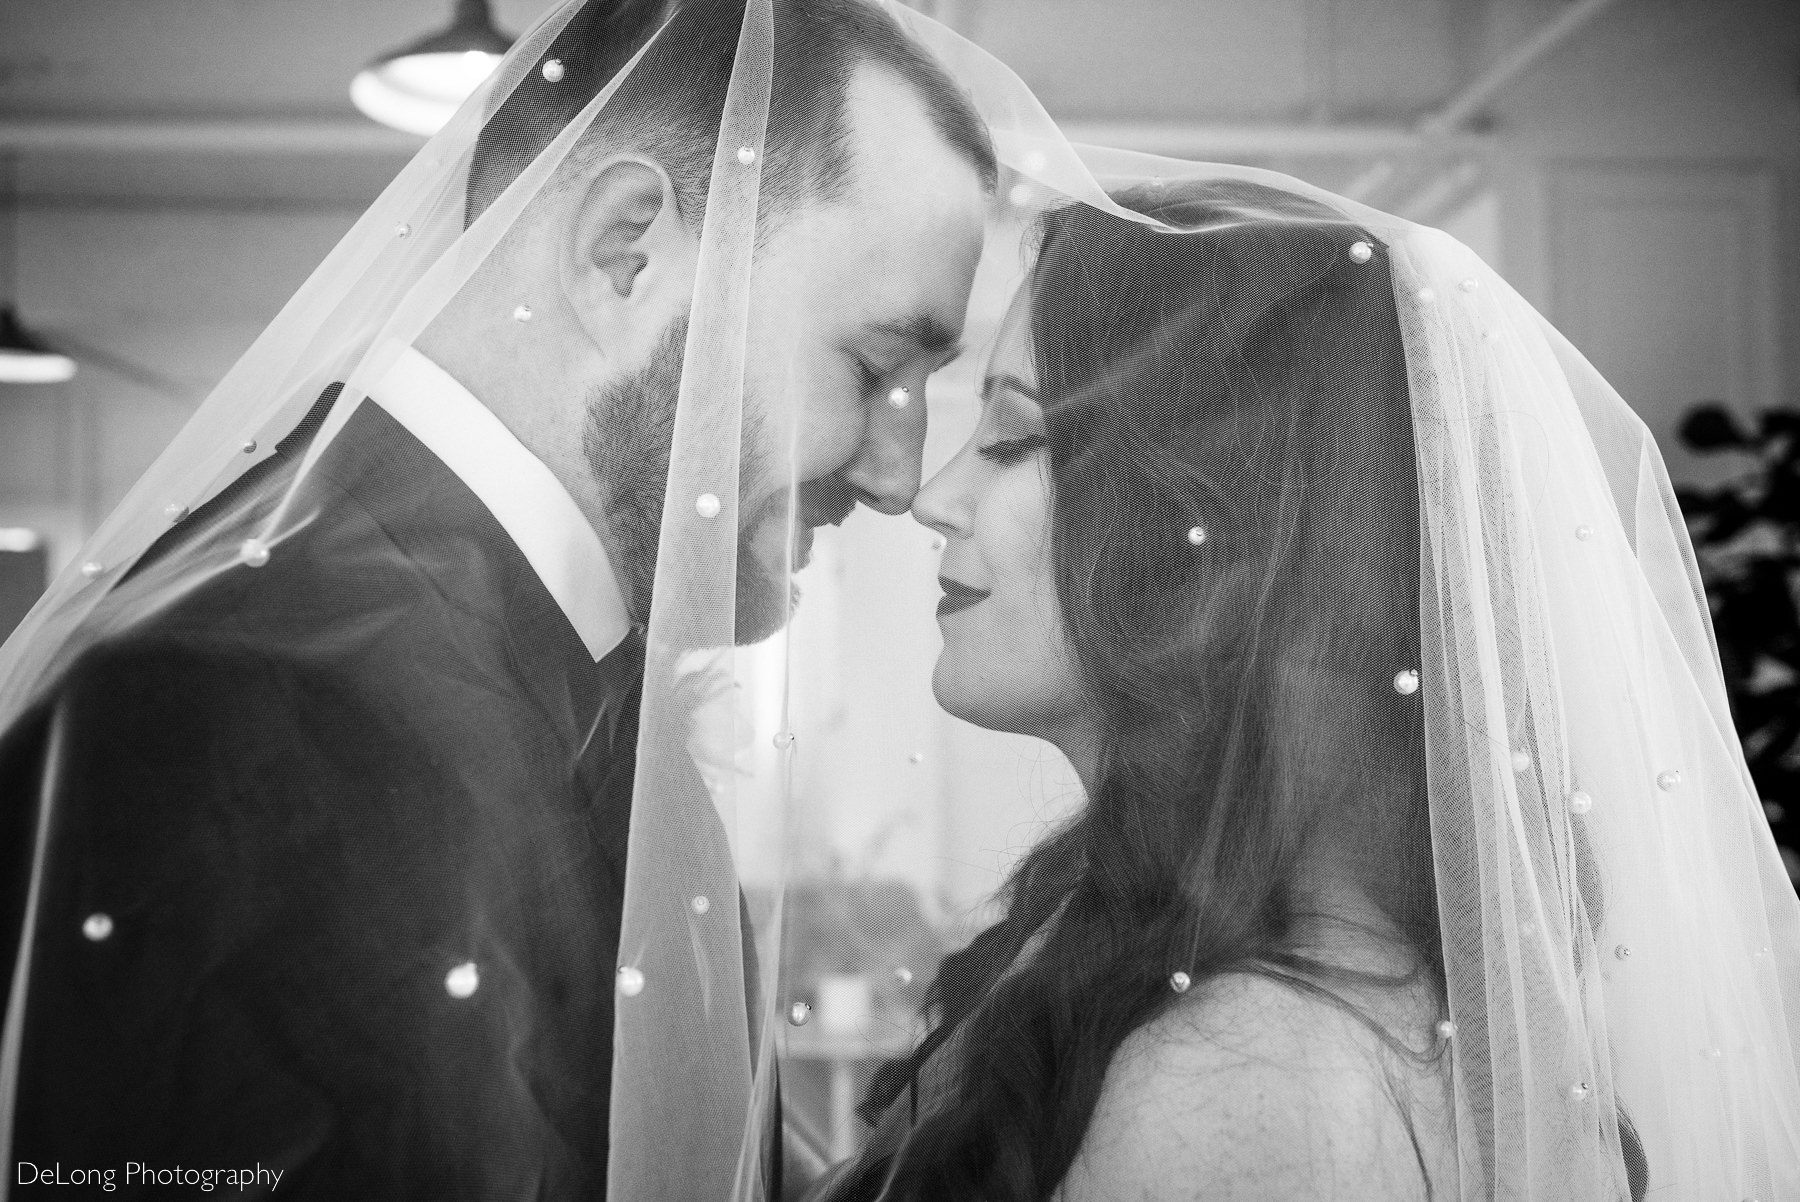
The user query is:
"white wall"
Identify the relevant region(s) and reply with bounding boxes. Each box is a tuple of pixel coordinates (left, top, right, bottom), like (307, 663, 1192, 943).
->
(0, 202, 362, 571)
(1481, 0, 1800, 484)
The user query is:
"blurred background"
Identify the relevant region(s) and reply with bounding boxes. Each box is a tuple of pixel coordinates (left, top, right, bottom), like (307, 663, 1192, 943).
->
(2, 0, 1798, 1156)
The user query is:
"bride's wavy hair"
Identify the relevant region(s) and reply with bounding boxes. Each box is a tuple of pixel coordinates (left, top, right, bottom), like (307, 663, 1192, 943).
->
(848, 178, 1440, 1199)
(854, 180, 1648, 1201)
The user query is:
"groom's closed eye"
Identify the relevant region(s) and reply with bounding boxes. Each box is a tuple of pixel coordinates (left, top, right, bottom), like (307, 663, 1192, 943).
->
(870, 312, 965, 360)
(854, 313, 967, 386)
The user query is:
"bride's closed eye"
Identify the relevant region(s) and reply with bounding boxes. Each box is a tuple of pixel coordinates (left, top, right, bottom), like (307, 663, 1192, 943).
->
(975, 372, 1047, 465)
(977, 434, 1047, 465)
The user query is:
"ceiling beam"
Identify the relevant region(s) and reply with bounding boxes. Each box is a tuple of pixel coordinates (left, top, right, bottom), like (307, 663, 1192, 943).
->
(0, 120, 421, 157)
(1051, 121, 1487, 159)
(0, 117, 1488, 161)
(1421, 0, 1624, 136)
(1346, 0, 1624, 200)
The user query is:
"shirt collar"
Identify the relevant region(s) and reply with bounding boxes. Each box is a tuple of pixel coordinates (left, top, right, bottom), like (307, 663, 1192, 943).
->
(370, 342, 632, 663)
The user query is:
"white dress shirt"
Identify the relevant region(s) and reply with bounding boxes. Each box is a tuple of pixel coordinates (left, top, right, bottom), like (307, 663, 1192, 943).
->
(371, 343, 632, 663)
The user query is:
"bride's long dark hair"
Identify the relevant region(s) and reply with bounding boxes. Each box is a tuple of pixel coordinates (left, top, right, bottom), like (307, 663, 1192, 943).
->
(848, 179, 1649, 1201)
(843, 179, 1435, 1198)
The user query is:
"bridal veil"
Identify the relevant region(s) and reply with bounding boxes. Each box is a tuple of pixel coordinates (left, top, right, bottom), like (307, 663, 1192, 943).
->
(0, 1, 1795, 1198)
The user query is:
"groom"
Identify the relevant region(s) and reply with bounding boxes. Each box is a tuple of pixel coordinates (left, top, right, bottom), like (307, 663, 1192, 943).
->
(0, 0, 993, 1197)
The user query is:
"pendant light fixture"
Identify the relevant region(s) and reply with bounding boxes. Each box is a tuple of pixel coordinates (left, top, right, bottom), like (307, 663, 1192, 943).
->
(0, 155, 76, 386)
(350, 0, 516, 137)
(0, 307, 77, 386)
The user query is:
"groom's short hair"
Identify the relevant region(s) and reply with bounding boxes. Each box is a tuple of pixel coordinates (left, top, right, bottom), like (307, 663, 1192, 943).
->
(468, 0, 997, 227)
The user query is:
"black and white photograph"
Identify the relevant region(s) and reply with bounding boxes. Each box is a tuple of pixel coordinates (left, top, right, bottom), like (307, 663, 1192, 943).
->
(1, 0, 1799, 1197)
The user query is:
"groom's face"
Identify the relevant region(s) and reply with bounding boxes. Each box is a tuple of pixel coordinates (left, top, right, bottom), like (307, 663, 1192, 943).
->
(590, 64, 989, 642)
(733, 66, 988, 638)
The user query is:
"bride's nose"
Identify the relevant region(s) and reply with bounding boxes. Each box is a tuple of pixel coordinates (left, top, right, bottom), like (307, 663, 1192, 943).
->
(910, 450, 971, 540)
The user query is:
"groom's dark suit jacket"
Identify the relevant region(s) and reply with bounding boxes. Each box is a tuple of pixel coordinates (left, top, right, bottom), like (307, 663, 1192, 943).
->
(0, 392, 665, 1198)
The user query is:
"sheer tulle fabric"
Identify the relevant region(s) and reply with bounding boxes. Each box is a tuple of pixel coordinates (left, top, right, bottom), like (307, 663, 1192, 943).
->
(0, 1, 1792, 1199)
(1390, 221, 1800, 1196)
(801, 36, 1800, 1198)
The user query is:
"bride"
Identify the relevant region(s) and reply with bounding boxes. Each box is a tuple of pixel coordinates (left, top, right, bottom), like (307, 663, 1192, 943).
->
(804, 173, 1793, 1199)
(895, 178, 1472, 1199)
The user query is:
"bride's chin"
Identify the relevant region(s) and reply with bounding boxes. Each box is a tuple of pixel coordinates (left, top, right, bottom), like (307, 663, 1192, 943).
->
(930, 653, 982, 728)
(931, 653, 1024, 735)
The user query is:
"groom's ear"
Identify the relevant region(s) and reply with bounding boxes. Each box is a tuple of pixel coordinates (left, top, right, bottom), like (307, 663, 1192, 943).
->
(562, 156, 698, 362)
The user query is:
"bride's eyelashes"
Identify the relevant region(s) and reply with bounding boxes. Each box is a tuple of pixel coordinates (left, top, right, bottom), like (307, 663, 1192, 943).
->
(977, 434, 1047, 465)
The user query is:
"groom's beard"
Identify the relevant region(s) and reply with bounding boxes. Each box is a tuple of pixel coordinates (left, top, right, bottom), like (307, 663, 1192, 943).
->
(584, 316, 801, 646)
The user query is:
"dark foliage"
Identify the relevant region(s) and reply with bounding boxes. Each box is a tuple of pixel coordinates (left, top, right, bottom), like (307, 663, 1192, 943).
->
(1675, 403, 1800, 880)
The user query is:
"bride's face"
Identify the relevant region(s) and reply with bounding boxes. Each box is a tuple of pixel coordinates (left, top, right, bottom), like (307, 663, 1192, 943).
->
(911, 367, 1087, 741)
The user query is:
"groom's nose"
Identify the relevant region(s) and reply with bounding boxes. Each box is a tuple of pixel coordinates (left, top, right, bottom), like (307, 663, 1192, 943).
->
(839, 385, 929, 515)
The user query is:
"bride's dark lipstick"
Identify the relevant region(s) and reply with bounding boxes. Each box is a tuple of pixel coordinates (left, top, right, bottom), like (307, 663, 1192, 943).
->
(937, 576, 990, 619)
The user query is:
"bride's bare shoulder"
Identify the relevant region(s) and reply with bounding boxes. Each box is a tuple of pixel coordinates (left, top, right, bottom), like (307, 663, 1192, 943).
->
(1055, 972, 1436, 1202)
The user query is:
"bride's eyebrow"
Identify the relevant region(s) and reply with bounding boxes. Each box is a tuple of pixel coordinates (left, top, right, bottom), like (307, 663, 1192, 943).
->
(981, 373, 1041, 403)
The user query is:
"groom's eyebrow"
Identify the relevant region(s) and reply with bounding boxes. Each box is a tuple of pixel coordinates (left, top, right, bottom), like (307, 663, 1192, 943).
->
(870, 313, 964, 361)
